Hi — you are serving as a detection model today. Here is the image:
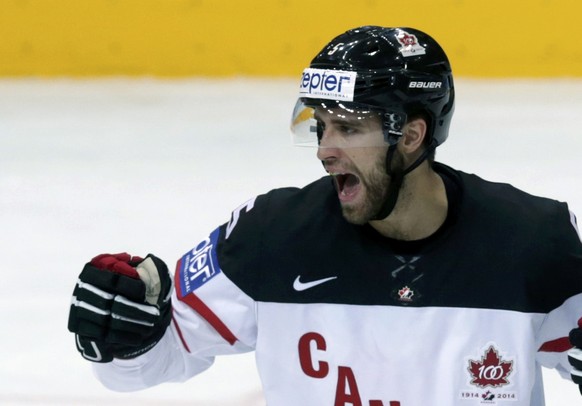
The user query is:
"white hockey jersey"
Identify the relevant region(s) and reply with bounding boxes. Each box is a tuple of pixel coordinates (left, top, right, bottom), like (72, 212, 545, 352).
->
(93, 163, 582, 406)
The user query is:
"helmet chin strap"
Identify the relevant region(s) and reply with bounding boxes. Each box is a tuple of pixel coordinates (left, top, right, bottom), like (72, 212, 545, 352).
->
(371, 140, 437, 221)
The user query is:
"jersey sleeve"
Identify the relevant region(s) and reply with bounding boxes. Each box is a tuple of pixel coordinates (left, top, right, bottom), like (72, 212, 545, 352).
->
(535, 206, 582, 379)
(92, 195, 266, 391)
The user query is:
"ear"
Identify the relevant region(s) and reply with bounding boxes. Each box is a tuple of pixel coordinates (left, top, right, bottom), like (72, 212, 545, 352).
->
(399, 117, 427, 155)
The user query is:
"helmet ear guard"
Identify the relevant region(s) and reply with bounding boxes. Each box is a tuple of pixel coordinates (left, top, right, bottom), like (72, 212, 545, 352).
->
(381, 111, 407, 145)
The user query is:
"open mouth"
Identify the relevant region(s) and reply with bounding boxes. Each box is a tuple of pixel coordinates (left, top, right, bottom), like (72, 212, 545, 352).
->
(331, 173, 361, 201)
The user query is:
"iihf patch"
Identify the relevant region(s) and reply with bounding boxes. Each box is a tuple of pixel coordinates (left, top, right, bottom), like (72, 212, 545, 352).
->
(177, 228, 221, 297)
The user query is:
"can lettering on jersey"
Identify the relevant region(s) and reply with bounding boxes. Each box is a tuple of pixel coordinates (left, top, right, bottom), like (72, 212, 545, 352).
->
(298, 332, 402, 406)
(177, 228, 221, 296)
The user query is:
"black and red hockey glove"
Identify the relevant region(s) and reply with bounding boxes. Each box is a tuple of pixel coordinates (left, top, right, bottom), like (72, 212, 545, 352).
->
(568, 321, 582, 395)
(68, 253, 172, 363)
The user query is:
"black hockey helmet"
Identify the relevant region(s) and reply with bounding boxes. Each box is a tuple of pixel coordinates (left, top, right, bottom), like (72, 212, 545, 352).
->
(291, 26, 455, 148)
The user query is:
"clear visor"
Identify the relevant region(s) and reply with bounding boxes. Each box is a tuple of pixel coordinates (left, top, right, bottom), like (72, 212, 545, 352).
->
(290, 99, 406, 148)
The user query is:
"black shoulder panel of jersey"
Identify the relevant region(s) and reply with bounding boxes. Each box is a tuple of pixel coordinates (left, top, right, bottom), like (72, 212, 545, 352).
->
(216, 168, 582, 314)
(448, 164, 582, 313)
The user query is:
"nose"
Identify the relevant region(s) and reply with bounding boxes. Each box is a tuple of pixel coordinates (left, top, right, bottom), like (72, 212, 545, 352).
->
(316, 130, 341, 162)
(318, 149, 340, 163)
(316, 142, 341, 162)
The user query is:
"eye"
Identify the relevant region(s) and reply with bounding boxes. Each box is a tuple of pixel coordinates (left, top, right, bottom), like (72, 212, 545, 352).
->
(339, 124, 358, 135)
(316, 120, 325, 141)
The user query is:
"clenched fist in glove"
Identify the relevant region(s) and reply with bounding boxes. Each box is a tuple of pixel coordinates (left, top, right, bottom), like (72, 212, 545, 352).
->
(568, 321, 582, 395)
(68, 253, 172, 363)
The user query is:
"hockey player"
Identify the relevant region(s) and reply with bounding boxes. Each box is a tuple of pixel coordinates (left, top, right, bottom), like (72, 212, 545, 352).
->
(68, 26, 582, 405)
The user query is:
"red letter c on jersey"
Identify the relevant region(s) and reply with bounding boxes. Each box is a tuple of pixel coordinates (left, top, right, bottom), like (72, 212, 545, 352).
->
(298, 332, 329, 378)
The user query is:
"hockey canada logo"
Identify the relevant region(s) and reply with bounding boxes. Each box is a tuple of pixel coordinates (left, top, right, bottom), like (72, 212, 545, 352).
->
(468, 345, 513, 388)
(482, 391, 495, 401)
(395, 30, 426, 57)
(398, 286, 414, 302)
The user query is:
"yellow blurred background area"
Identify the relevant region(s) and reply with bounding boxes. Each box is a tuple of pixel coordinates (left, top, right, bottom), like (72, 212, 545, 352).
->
(1, 0, 581, 77)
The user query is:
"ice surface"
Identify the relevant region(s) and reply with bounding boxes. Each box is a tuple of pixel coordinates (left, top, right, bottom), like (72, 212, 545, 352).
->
(1, 78, 581, 405)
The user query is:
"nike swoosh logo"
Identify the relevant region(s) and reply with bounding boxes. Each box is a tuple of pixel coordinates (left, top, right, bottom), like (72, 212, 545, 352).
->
(293, 275, 337, 291)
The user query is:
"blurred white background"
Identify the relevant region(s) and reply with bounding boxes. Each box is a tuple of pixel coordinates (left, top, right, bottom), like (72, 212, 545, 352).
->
(1, 78, 581, 405)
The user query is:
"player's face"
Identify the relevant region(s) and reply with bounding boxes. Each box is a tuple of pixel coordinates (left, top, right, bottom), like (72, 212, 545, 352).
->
(315, 108, 402, 224)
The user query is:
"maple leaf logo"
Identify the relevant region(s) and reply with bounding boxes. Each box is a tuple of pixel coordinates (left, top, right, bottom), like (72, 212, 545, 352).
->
(482, 391, 495, 401)
(398, 286, 414, 301)
(398, 33, 417, 47)
(468, 346, 513, 388)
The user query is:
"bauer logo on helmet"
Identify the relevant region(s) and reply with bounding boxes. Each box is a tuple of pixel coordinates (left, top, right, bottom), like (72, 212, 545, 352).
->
(409, 81, 443, 89)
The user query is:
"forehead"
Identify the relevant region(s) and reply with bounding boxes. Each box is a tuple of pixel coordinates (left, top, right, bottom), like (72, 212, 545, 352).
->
(314, 106, 383, 126)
